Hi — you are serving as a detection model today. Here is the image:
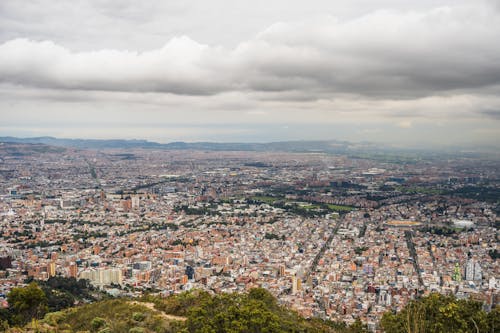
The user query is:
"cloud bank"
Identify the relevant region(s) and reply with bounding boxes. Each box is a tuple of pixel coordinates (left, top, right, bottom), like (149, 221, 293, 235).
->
(1, 4, 499, 100)
(1, 1, 499, 147)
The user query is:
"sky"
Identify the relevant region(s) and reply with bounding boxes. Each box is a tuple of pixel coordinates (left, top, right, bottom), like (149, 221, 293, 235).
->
(1, 0, 500, 147)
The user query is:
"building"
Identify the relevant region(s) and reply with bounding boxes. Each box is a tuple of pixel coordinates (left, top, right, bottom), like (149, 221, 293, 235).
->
(131, 196, 140, 210)
(47, 262, 56, 277)
(80, 268, 123, 286)
(292, 276, 302, 294)
(465, 259, 482, 281)
(68, 263, 78, 278)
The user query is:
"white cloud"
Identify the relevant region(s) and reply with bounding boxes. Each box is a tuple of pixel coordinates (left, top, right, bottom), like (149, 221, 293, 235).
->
(0, 37, 226, 95)
(1, 1, 499, 146)
(0, 3, 499, 99)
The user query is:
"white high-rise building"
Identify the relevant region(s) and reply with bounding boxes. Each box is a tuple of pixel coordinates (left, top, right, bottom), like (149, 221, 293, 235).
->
(131, 196, 140, 210)
(465, 259, 482, 281)
(489, 277, 497, 289)
(79, 268, 123, 286)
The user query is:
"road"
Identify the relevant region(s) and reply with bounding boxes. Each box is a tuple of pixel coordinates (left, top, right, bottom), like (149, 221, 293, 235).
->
(404, 230, 424, 287)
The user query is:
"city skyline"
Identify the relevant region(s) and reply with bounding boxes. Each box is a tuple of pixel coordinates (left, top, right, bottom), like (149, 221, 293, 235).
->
(0, 142, 498, 330)
(1, 0, 500, 147)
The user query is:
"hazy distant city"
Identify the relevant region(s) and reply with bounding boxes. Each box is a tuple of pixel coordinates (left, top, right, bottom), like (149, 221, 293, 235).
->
(0, 139, 498, 330)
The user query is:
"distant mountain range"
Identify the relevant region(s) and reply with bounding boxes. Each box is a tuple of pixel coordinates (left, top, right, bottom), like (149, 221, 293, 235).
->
(0, 136, 163, 149)
(0, 136, 365, 153)
(0, 136, 495, 157)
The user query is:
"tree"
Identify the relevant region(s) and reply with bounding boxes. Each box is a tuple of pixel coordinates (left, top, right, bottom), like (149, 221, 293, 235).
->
(183, 288, 336, 333)
(7, 282, 48, 325)
(347, 318, 369, 333)
(381, 293, 490, 333)
(248, 288, 278, 309)
(486, 306, 500, 333)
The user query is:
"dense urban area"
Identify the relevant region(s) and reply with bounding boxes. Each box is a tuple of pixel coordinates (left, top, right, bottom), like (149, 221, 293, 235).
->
(0, 141, 498, 332)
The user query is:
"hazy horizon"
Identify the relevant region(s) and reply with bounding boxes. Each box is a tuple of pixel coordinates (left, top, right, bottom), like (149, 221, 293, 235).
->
(1, 0, 500, 148)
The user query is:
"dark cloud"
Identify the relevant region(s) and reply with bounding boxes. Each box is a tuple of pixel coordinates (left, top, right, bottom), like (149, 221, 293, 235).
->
(479, 109, 500, 119)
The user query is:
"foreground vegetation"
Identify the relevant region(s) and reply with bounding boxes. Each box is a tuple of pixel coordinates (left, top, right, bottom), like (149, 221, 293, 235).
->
(381, 293, 499, 333)
(143, 288, 351, 333)
(1, 282, 498, 332)
(0, 285, 361, 333)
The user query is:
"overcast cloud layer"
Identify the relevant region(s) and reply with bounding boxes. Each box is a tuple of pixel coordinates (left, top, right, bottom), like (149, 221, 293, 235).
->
(1, 0, 499, 147)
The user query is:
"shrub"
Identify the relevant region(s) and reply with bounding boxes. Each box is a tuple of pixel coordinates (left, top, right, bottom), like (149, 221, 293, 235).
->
(91, 317, 106, 331)
(132, 312, 146, 322)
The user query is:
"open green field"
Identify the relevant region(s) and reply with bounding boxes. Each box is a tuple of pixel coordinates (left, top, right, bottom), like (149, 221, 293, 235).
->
(326, 204, 354, 212)
(250, 196, 282, 204)
(250, 196, 353, 213)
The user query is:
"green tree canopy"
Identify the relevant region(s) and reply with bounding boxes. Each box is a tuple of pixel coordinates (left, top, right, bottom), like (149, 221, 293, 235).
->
(7, 282, 48, 325)
(381, 293, 496, 333)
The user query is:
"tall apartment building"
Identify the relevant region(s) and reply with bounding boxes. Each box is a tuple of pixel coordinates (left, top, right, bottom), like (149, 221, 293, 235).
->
(80, 267, 123, 286)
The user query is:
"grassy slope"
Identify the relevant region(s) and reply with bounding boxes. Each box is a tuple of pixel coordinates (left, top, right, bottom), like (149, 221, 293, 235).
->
(6, 289, 343, 333)
(8, 299, 183, 333)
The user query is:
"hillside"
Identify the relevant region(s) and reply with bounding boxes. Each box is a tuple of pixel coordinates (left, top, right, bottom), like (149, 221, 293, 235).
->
(4, 299, 184, 333)
(2, 284, 498, 332)
(1, 288, 353, 333)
